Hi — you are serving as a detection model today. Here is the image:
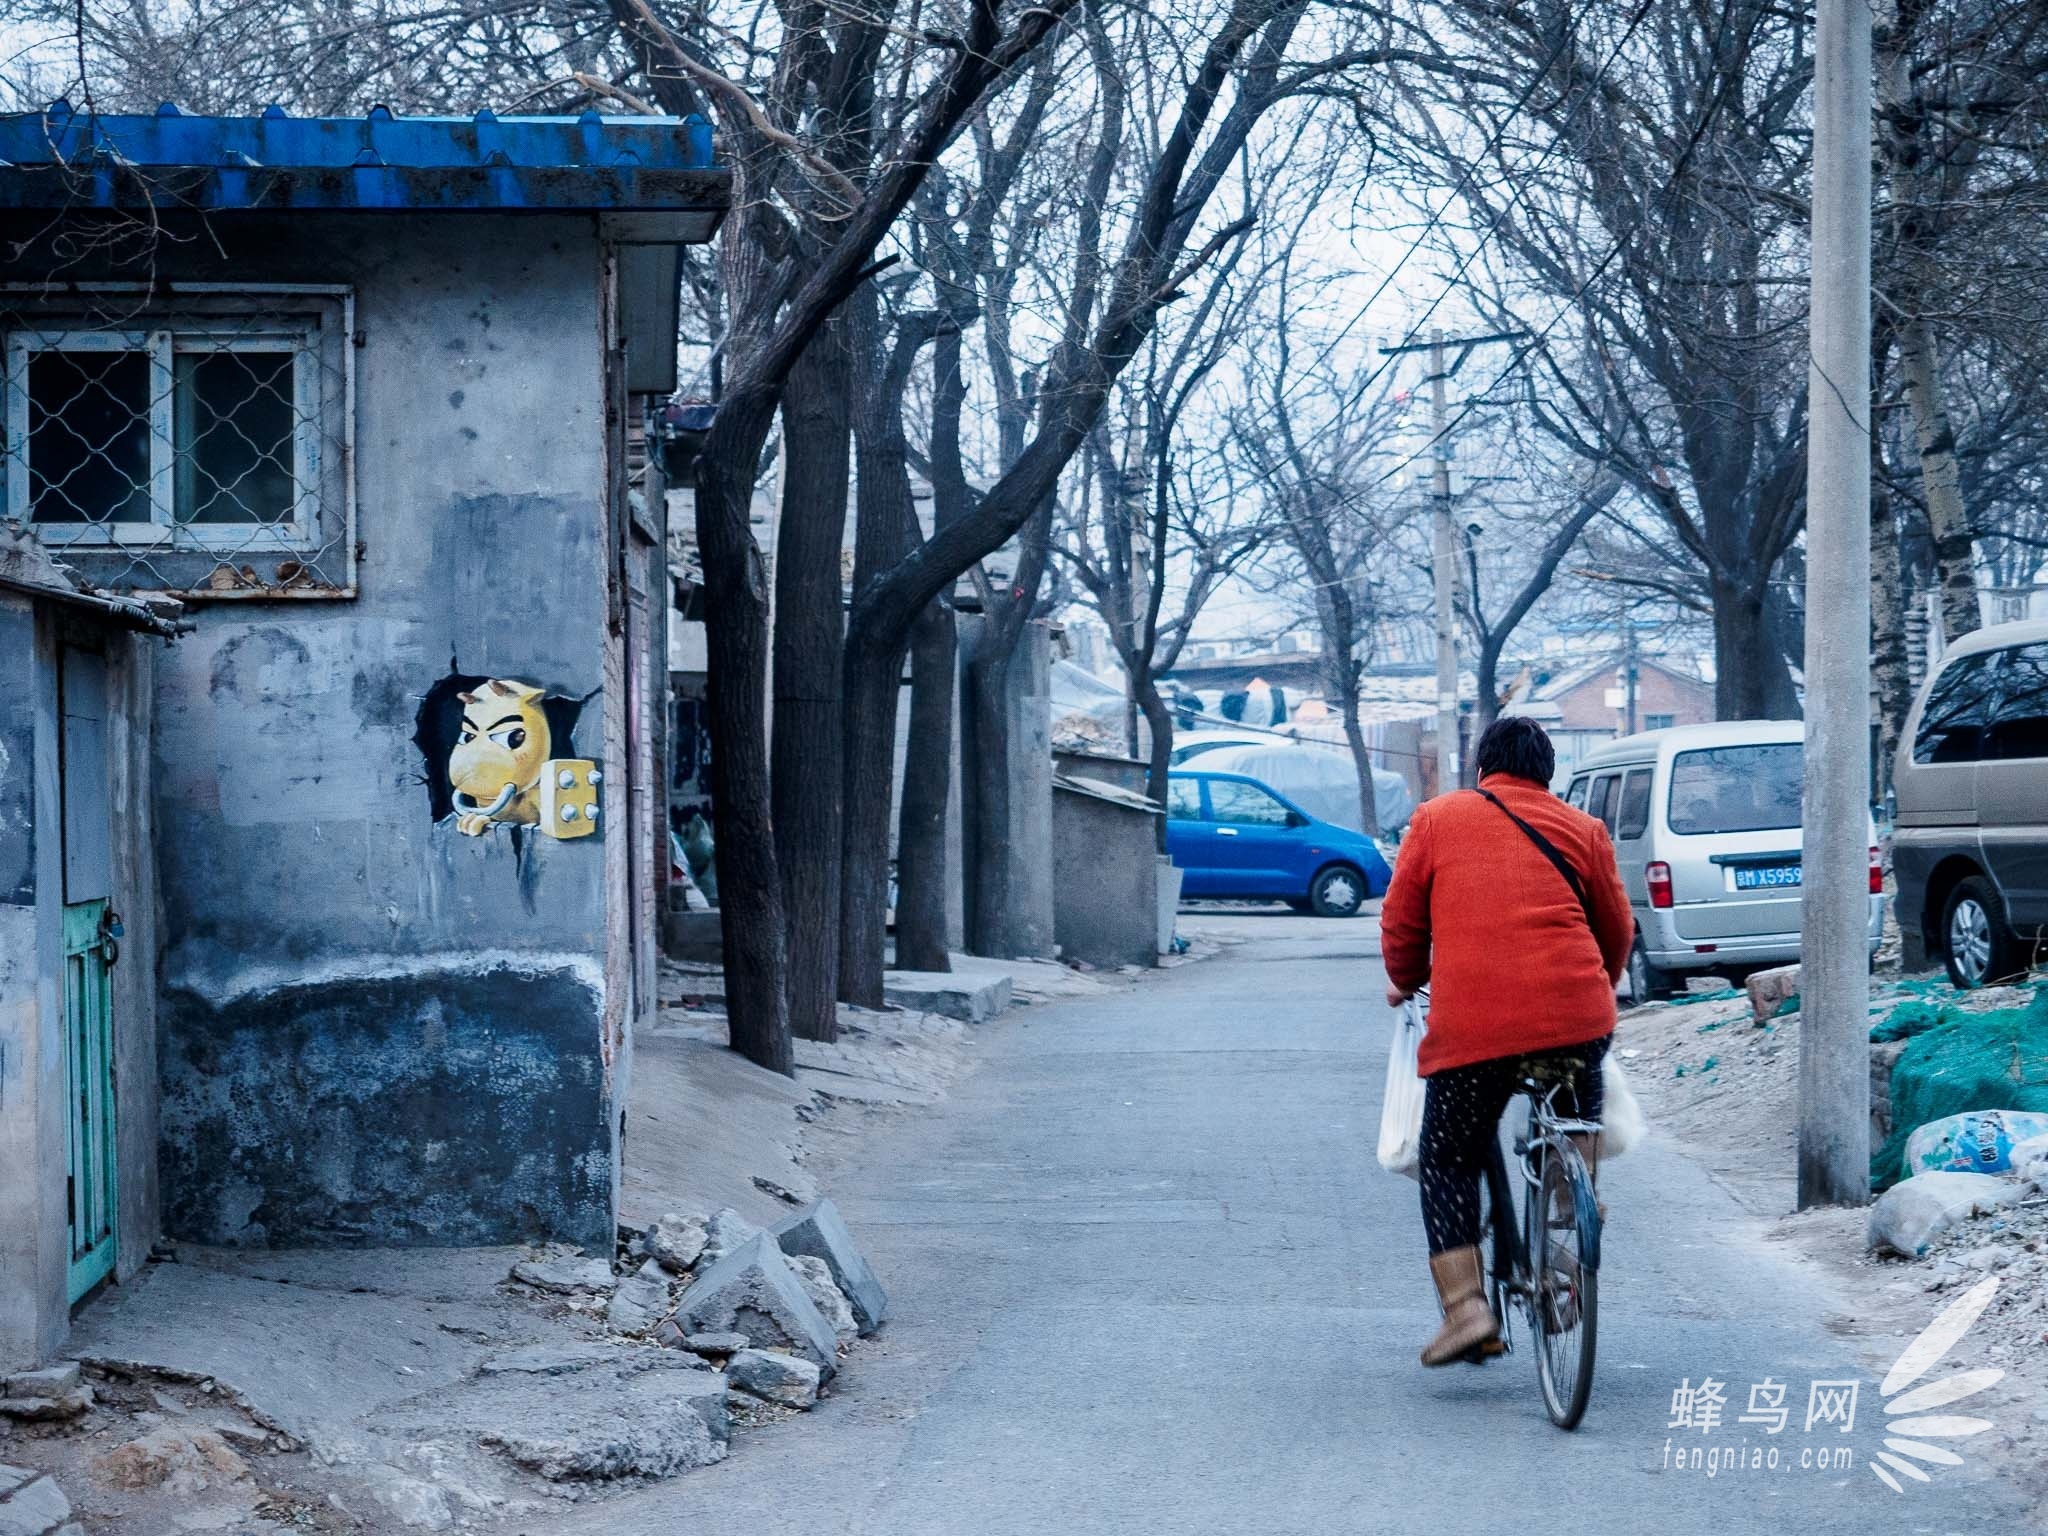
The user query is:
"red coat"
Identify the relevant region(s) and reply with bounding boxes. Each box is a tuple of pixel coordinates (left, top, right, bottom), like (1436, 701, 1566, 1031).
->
(1380, 771, 1634, 1076)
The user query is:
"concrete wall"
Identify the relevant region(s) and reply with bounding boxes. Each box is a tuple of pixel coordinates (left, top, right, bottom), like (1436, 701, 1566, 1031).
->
(79, 215, 621, 1250)
(1051, 788, 1160, 970)
(0, 594, 62, 1365)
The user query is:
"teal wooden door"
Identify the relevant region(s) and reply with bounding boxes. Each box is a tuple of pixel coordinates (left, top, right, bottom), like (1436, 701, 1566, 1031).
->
(63, 898, 116, 1301)
(60, 644, 116, 1304)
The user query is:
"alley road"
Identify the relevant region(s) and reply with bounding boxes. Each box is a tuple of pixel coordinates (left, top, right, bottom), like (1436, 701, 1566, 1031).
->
(556, 911, 2025, 1535)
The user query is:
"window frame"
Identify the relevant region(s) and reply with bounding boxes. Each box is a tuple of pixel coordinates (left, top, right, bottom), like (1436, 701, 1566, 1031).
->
(1, 283, 356, 600)
(1615, 768, 1653, 840)
(1913, 648, 2004, 766)
(1203, 776, 1295, 828)
(8, 322, 322, 550)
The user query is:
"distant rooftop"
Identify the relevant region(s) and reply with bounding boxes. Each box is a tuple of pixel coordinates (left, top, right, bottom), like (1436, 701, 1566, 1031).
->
(0, 100, 726, 222)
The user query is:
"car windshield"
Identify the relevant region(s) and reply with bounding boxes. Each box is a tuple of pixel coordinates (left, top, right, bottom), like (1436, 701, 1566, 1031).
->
(1666, 743, 1803, 835)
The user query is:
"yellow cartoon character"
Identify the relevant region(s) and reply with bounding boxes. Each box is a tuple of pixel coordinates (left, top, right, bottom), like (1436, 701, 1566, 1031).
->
(449, 679, 551, 835)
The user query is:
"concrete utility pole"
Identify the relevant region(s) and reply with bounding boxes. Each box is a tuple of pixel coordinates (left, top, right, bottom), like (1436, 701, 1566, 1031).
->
(1799, 0, 1873, 1208)
(1381, 327, 1522, 795)
(1429, 333, 1458, 794)
(1622, 622, 1639, 736)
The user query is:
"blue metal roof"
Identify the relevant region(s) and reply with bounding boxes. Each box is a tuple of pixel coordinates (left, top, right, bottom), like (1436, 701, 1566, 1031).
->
(0, 101, 724, 215)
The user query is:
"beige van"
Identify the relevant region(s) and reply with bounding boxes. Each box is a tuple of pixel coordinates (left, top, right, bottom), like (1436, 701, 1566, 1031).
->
(1894, 619, 2048, 985)
(1567, 721, 1882, 999)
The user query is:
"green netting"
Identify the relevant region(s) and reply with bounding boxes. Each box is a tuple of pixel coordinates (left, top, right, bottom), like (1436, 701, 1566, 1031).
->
(1870, 997, 1958, 1043)
(1871, 986, 2048, 1190)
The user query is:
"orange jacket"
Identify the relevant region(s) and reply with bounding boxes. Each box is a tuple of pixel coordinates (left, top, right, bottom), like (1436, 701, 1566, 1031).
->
(1380, 772, 1634, 1075)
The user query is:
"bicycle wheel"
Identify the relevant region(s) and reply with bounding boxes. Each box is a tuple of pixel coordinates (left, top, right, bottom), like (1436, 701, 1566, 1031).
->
(1531, 1141, 1598, 1429)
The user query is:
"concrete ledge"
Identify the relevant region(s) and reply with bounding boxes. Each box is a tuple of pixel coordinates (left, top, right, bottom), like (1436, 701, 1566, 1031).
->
(882, 968, 1012, 1023)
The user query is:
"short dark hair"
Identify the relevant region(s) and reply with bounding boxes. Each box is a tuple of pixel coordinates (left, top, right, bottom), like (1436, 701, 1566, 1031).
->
(1475, 715, 1555, 784)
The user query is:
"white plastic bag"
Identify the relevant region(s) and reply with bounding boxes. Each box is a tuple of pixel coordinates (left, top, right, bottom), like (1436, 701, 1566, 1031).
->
(1376, 999, 1427, 1179)
(1601, 1053, 1647, 1158)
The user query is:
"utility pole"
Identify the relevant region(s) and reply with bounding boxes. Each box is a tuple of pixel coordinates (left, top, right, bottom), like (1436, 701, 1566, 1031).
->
(1381, 327, 1522, 795)
(1800, 0, 1873, 1208)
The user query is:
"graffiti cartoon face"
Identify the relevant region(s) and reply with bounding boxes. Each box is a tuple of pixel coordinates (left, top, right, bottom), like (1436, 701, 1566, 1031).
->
(449, 679, 551, 835)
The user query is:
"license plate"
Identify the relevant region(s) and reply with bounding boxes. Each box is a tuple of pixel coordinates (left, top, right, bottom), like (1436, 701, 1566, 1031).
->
(1733, 864, 1802, 891)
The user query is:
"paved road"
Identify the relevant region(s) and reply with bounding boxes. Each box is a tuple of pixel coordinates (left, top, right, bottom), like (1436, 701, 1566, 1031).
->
(563, 911, 2024, 1535)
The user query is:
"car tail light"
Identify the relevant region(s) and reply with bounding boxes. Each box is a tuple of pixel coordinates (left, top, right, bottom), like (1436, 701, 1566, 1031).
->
(1646, 861, 1673, 909)
(1869, 846, 1883, 895)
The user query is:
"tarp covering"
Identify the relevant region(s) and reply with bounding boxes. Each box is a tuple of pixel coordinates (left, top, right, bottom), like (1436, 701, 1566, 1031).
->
(1871, 985, 2048, 1190)
(1190, 741, 1413, 834)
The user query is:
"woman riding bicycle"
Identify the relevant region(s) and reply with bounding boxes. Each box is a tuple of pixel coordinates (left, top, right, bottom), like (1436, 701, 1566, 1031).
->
(1379, 716, 1634, 1366)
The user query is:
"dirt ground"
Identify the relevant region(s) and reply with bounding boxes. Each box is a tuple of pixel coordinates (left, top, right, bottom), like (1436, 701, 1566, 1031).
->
(1617, 979, 2048, 1518)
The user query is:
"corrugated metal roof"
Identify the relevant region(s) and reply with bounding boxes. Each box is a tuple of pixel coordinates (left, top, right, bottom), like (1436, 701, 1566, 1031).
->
(0, 100, 726, 216)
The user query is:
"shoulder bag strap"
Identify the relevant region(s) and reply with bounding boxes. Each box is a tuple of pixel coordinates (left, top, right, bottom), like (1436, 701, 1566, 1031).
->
(1475, 787, 1596, 933)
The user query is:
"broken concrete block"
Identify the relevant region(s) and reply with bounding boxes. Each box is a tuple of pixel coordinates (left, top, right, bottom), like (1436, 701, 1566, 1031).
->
(509, 1253, 615, 1295)
(1746, 963, 1800, 1022)
(92, 1426, 250, 1494)
(787, 1254, 858, 1345)
(646, 1212, 710, 1274)
(702, 1207, 763, 1265)
(0, 1474, 71, 1536)
(480, 1363, 728, 1480)
(1, 1366, 79, 1401)
(673, 1233, 838, 1376)
(607, 1261, 674, 1334)
(883, 968, 1011, 1022)
(0, 1468, 34, 1501)
(0, 1387, 91, 1423)
(680, 1331, 748, 1359)
(726, 1349, 821, 1409)
(773, 1198, 887, 1335)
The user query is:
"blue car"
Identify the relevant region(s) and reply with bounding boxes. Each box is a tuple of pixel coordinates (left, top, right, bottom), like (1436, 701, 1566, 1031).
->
(1166, 769, 1393, 917)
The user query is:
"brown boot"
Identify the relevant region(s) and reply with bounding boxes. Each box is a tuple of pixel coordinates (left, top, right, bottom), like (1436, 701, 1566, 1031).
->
(1421, 1246, 1498, 1367)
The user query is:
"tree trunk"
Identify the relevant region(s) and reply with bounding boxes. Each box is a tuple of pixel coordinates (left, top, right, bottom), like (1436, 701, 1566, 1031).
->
(838, 635, 902, 1005)
(1711, 577, 1776, 720)
(895, 601, 956, 971)
(1338, 692, 1382, 838)
(1135, 669, 1174, 853)
(964, 633, 1016, 958)
(771, 320, 851, 1044)
(1898, 319, 1978, 641)
(695, 440, 794, 1075)
(1473, 635, 1504, 739)
(1871, 439, 1913, 795)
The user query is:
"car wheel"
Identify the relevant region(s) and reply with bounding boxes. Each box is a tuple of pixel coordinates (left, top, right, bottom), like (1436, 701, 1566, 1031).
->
(1942, 876, 2026, 988)
(1309, 865, 1365, 918)
(1627, 936, 1673, 1003)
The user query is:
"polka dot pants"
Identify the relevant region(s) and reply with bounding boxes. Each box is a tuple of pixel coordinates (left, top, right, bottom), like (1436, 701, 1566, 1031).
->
(1418, 1037, 1610, 1256)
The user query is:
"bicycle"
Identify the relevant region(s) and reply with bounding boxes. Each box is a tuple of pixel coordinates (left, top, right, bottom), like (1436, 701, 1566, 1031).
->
(1470, 1069, 1604, 1430)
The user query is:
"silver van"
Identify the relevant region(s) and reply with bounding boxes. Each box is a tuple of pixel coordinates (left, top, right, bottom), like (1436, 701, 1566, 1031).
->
(1894, 619, 2048, 985)
(1565, 721, 1882, 999)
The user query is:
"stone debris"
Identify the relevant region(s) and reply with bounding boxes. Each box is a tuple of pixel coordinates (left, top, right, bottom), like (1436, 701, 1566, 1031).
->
(0, 1470, 72, 1536)
(725, 1349, 821, 1409)
(1745, 963, 1800, 1023)
(509, 1252, 617, 1296)
(786, 1254, 859, 1345)
(646, 1212, 710, 1274)
(92, 1425, 251, 1495)
(773, 1198, 888, 1335)
(702, 1207, 764, 1266)
(672, 1233, 838, 1375)
(606, 1260, 674, 1334)
(680, 1331, 748, 1359)
(475, 1361, 730, 1480)
(0, 1363, 91, 1424)
(1868, 1170, 2031, 1257)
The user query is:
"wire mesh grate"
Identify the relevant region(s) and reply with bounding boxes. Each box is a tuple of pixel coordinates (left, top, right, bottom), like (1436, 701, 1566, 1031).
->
(2, 288, 355, 597)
